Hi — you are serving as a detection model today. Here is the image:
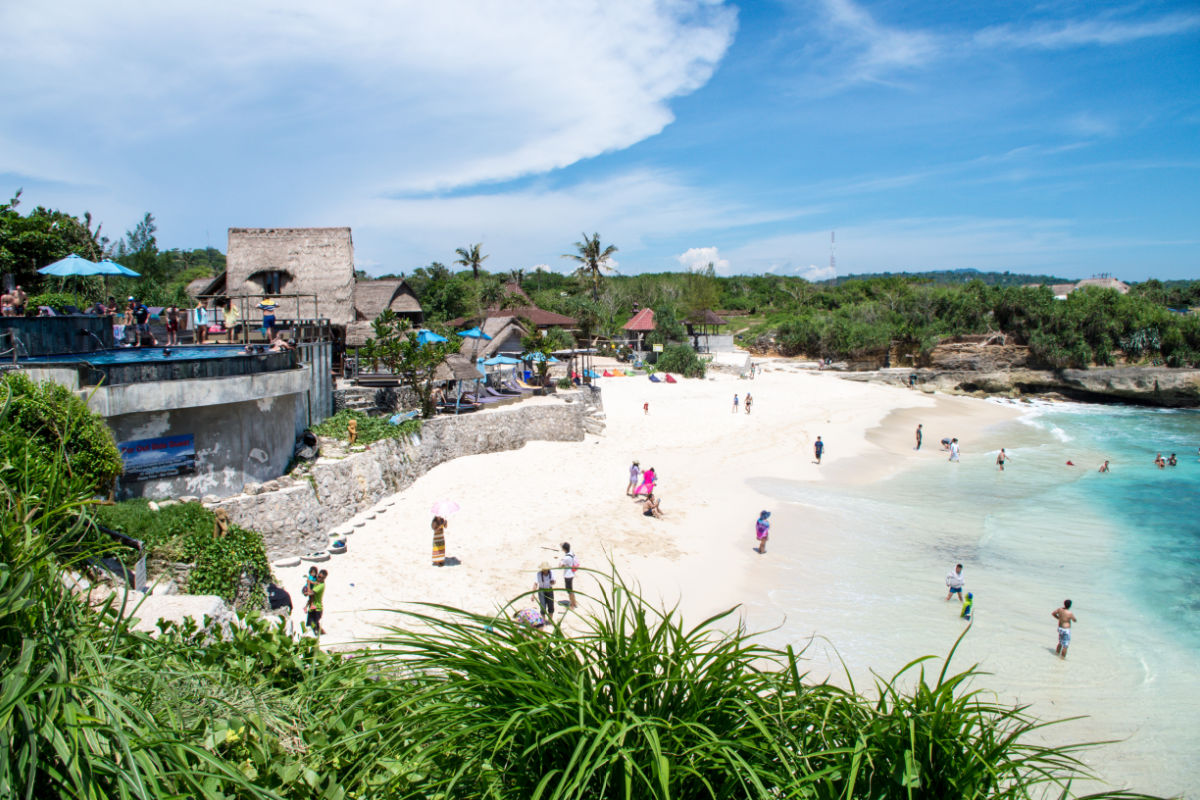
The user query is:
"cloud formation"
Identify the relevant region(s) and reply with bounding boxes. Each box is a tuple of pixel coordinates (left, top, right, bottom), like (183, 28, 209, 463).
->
(676, 246, 730, 273)
(0, 1, 737, 195)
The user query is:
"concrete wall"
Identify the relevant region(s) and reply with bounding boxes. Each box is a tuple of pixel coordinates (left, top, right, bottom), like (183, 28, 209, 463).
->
(109, 392, 302, 500)
(295, 340, 333, 432)
(209, 396, 593, 558)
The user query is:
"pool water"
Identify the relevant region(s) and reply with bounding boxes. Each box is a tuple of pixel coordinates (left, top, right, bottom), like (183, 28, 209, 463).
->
(22, 345, 252, 365)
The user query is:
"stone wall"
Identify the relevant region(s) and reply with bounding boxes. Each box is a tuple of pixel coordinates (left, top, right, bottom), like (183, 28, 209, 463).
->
(208, 397, 593, 559)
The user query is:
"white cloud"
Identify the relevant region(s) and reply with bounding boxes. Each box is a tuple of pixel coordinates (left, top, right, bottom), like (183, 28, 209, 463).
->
(676, 246, 730, 273)
(800, 265, 837, 281)
(0, 1, 737, 194)
(810, 0, 942, 86)
(975, 12, 1200, 50)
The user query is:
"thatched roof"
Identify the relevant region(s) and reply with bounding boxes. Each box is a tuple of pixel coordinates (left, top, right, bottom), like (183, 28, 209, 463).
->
(354, 279, 423, 319)
(476, 316, 531, 359)
(435, 353, 485, 382)
(185, 273, 226, 300)
(487, 305, 576, 327)
(687, 309, 729, 326)
(225, 228, 356, 325)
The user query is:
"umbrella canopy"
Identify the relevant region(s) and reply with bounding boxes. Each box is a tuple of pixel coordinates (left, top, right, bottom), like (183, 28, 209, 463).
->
(37, 254, 98, 276)
(416, 329, 449, 345)
(431, 500, 460, 517)
(484, 355, 522, 365)
(95, 259, 141, 277)
(457, 327, 492, 340)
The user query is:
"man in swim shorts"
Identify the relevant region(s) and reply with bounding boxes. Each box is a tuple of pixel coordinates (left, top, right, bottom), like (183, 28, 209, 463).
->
(813, 436, 824, 464)
(1052, 599, 1076, 659)
(946, 564, 965, 601)
(996, 448, 1008, 470)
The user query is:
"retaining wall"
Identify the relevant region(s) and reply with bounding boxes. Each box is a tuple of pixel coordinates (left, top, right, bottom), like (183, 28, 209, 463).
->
(208, 394, 593, 558)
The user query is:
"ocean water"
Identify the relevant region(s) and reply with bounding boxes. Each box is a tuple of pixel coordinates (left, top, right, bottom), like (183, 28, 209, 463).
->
(746, 402, 1200, 796)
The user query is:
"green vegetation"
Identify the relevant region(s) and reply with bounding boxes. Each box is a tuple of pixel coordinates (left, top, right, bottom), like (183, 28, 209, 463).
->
(93, 499, 272, 602)
(656, 343, 707, 378)
(1, 371, 123, 497)
(357, 310, 462, 417)
(311, 408, 421, 444)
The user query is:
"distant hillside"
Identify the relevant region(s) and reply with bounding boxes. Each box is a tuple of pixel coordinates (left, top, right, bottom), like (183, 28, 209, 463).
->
(827, 268, 1070, 287)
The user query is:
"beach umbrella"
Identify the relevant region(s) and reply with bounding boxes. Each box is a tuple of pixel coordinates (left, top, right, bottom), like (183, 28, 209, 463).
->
(37, 253, 100, 276)
(484, 355, 521, 365)
(431, 499, 460, 517)
(456, 327, 492, 340)
(95, 259, 141, 277)
(416, 329, 448, 345)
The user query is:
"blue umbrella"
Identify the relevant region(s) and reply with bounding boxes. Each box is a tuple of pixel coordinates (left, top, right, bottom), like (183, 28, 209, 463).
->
(416, 329, 448, 345)
(37, 253, 99, 276)
(457, 327, 492, 340)
(96, 259, 141, 277)
(484, 355, 521, 365)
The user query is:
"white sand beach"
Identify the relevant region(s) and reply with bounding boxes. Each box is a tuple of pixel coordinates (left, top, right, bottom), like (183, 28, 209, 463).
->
(276, 363, 1194, 797)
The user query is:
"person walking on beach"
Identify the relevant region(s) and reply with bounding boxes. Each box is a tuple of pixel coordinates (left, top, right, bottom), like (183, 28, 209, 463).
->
(946, 564, 965, 601)
(960, 592, 974, 622)
(626, 461, 641, 496)
(813, 436, 824, 464)
(306, 569, 327, 635)
(643, 401, 649, 415)
(915, 424, 923, 451)
(744, 393, 753, 414)
(732, 394, 739, 413)
(754, 510, 771, 554)
(431, 515, 448, 566)
(996, 448, 1009, 470)
(1052, 599, 1077, 659)
(949, 438, 960, 462)
(534, 563, 555, 620)
(560, 543, 579, 609)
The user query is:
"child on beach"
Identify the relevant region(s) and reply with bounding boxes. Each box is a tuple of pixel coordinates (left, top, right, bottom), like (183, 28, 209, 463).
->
(813, 436, 824, 464)
(732, 394, 739, 413)
(534, 563, 555, 619)
(755, 510, 770, 554)
(306, 569, 327, 635)
(643, 401, 649, 415)
(626, 461, 641, 496)
(744, 393, 753, 414)
(960, 592, 974, 623)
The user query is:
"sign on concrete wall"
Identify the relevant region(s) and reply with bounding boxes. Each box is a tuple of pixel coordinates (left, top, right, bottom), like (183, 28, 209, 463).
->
(119, 435, 197, 482)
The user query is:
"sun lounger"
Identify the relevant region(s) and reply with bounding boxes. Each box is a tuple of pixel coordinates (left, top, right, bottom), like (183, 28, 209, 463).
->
(664, 374, 678, 383)
(437, 401, 480, 414)
(648, 374, 662, 382)
(602, 370, 613, 377)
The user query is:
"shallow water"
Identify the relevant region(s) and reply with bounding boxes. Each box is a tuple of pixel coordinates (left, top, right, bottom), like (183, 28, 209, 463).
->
(745, 401, 1200, 797)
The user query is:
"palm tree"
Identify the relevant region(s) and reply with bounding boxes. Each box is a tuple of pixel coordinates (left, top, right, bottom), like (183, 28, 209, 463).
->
(454, 243, 488, 280)
(562, 232, 617, 300)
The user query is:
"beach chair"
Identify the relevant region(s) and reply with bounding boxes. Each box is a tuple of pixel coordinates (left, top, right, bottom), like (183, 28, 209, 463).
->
(602, 370, 613, 377)
(664, 374, 678, 383)
(648, 374, 661, 382)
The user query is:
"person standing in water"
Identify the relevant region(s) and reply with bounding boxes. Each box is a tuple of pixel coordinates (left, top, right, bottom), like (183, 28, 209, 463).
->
(1098, 460, 1110, 472)
(996, 448, 1009, 470)
(1052, 599, 1077, 659)
(949, 438, 960, 463)
(915, 423, 923, 451)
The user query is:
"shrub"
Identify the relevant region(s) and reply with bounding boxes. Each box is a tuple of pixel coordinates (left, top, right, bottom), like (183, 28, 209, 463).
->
(311, 409, 421, 445)
(0, 371, 123, 497)
(24, 290, 82, 314)
(94, 499, 272, 602)
(657, 343, 706, 378)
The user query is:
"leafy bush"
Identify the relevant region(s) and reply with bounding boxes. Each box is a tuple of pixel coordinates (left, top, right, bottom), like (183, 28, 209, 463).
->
(1, 371, 123, 497)
(24, 290, 83, 313)
(311, 409, 421, 445)
(95, 499, 272, 602)
(656, 343, 706, 377)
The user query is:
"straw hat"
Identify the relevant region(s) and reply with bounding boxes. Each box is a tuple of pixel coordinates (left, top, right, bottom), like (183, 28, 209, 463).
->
(538, 562, 550, 571)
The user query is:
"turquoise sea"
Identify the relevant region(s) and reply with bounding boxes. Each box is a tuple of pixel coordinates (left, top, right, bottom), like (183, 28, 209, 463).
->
(748, 401, 1200, 797)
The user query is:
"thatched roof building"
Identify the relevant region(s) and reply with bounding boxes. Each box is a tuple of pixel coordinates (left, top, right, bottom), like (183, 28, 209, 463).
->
(346, 279, 424, 347)
(226, 228, 356, 325)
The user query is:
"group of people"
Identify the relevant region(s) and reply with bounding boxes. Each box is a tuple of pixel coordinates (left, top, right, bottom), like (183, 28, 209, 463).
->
(732, 393, 754, 414)
(1154, 452, 1179, 468)
(626, 461, 662, 518)
(525, 542, 581, 625)
(946, 563, 1078, 658)
(301, 566, 328, 635)
(0, 285, 27, 316)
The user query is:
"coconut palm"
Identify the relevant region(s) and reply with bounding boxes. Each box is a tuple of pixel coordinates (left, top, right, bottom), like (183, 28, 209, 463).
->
(454, 243, 488, 280)
(563, 232, 618, 300)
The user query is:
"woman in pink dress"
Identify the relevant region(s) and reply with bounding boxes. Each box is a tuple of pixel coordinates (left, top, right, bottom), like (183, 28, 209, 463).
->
(634, 467, 656, 496)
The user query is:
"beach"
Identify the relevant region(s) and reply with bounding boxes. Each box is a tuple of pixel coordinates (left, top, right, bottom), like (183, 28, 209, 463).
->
(277, 362, 1197, 797)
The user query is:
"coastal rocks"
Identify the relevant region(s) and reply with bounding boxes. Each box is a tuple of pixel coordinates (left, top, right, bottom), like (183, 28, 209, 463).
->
(887, 367, 1200, 407)
(928, 342, 1031, 372)
(207, 400, 590, 559)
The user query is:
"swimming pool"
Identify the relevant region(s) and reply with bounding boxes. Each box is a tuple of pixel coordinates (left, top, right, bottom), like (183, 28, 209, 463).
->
(21, 345, 251, 365)
(20, 345, 296, 386)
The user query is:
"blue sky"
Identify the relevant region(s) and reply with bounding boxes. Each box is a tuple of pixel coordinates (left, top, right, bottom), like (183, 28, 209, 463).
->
(2, 0, 1198, 280)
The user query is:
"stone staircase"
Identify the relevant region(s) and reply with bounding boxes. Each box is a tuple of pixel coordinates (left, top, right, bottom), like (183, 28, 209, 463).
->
(578, 385, 606, 436)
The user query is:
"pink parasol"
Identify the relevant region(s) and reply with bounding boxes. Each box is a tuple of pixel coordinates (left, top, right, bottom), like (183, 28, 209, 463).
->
(430, 500, 460, 517)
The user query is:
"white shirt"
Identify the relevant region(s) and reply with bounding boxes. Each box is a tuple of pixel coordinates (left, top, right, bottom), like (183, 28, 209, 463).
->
(534, 571, 554, 590)
(560, 552, 579, 580)
(946, 569, 965, 589)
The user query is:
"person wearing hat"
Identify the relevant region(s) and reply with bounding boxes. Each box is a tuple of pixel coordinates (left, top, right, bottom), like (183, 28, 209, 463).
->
(755, 510, 771, 554)
(626, 460, 640, 496)
(533, 563, 555, 620)
(960, 592, 974, 623)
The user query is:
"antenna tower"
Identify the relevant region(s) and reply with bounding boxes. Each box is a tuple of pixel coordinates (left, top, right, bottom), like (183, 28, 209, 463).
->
(830, 231, 836, 274)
